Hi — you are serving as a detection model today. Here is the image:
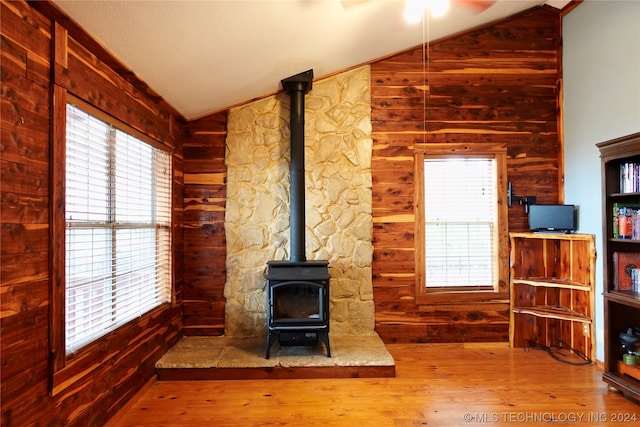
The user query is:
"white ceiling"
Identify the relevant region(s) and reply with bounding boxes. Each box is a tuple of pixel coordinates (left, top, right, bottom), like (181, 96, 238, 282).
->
(51, 0, 571, 120)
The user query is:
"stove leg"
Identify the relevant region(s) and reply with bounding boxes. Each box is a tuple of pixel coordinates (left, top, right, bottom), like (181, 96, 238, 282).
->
(318, 332, 331, 357)
(265, 332, 277, 359)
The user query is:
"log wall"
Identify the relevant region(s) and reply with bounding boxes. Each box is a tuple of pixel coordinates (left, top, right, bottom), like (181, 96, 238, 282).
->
(371, 6, 562, 343)
(1, 1, 184, 425)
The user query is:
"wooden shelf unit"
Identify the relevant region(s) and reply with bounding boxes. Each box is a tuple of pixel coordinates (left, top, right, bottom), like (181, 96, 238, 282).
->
(509, 232, 596, 362)
(597, 132, 640, 402)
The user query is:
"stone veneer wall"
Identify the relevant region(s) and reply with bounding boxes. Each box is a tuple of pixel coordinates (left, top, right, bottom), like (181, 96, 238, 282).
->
(224, 66, 374, 337)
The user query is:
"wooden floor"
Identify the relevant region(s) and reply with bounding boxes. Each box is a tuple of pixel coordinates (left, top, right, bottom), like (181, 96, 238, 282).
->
(109, 343, 639, 426)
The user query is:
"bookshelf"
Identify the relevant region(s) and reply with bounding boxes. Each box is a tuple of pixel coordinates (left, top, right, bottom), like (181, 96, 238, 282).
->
(509, 232, 596, 361)
(598, 132, 640, 402)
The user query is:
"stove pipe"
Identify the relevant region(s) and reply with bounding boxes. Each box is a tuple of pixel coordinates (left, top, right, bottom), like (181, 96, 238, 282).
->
(281, 70, 313, 262)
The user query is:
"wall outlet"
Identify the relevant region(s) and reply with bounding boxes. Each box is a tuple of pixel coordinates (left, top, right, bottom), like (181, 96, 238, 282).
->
(583, 324, 589, 336)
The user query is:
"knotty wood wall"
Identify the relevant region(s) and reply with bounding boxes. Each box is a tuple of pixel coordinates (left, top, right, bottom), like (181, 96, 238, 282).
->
(371, 6, 562, 343)
(1, 1, 183, 425)
(183, 114, 228, 335)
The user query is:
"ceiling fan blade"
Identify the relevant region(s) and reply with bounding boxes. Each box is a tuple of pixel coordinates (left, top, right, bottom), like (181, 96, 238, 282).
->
(341, 0, 497, 18)
(454, 0, 497, 13)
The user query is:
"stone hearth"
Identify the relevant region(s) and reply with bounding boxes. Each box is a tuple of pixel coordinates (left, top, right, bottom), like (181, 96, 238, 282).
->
(156, 333, 394, 380)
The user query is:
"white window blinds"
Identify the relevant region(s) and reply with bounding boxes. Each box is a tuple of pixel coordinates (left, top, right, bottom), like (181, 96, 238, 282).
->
(423, 157, 497, 288)
(65, 103, 172, 353)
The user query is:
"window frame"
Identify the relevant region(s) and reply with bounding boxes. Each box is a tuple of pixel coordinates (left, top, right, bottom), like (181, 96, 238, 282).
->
(50, 91, 174, 389)
(414, 143, 509, 305)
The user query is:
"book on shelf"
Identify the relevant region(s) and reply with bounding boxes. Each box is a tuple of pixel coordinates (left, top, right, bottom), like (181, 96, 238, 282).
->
(612, 203, 640, 239)
(620, 161, 640, 193)
(613, 252, 640, 291)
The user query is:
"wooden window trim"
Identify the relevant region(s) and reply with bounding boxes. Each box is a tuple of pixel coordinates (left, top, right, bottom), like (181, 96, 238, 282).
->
(49, 89, 173, 395)
(50, 85, 67, 376)
(414, 143, 510, 305)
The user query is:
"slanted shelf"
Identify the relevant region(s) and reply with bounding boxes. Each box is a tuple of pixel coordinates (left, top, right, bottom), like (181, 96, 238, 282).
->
(509, 232, 596, 362)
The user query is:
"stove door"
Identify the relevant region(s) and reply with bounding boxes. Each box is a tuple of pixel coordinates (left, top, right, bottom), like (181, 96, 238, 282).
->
(269, 280, 327, 327)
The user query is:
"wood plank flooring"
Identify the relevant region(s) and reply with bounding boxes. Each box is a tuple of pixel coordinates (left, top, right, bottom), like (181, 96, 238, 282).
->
(109, 343, 639, 426)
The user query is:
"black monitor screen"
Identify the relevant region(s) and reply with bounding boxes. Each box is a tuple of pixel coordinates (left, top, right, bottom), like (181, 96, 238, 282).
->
(528, 204, 576, 232)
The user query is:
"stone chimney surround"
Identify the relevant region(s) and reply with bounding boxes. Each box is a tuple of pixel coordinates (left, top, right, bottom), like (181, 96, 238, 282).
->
(224, 66, 374, 337)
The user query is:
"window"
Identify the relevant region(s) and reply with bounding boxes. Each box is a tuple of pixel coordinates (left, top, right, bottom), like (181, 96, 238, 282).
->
(415, 143, 508, 299)
(65, 102, 172, 353)
(424, 157, 496, 288)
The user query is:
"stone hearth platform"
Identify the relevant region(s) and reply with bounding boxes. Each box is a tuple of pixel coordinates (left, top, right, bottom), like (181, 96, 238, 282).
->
(155, 334, 395, 381)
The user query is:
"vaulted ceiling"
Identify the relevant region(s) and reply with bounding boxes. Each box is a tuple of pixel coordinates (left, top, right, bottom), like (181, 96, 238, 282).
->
(51, 0, 572, 120)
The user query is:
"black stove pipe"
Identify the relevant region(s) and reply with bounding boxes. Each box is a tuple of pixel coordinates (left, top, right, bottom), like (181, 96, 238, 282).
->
(281, 70, 313, 262)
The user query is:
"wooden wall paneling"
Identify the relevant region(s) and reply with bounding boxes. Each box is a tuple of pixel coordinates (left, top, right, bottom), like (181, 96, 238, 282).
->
(416, 301, 509, 319)
(182, 112, 228, 335)
(172, 149, 185, 308)
(50, 17, 69, 374)
(374, 324, 428, 343)
(372, 283, 416, 304)
(1, 1, 52, 83)
(1, 1, 185, 425)
(0, 306, 52, 423)
(371, 125, 417, 332)
(27, 0, 176, 117)
(377, 322, 511, 344)
(1, 1, 54, 424)
(59, 37, 173, 143)
(52, 308, 181, 426)
(423, 323, 510, 342)
(371, 6, 562, 343)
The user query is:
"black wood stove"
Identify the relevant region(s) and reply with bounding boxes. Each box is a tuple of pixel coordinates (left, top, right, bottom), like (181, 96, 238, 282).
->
(265, 260, 330, 358)
(265, 69, 331, 359)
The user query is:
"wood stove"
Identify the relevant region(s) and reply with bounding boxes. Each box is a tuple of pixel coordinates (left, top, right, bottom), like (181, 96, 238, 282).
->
(264, 69, 331, 359)
(265, 260, 330, 358)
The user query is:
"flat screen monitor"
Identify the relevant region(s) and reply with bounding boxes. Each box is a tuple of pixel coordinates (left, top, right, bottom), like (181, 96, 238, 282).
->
(528, 204, 576, 233)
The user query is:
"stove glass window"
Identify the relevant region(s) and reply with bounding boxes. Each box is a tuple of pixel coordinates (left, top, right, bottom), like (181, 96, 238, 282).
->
(273, 282, 322, 321)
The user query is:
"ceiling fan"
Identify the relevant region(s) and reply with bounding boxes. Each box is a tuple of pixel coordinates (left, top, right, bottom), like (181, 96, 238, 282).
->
(342, 0, 497, 22)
